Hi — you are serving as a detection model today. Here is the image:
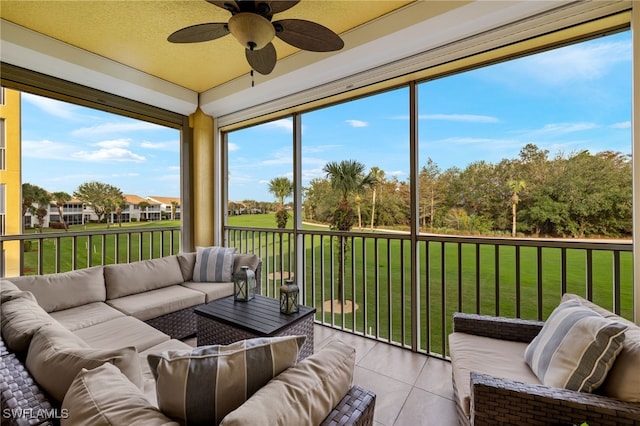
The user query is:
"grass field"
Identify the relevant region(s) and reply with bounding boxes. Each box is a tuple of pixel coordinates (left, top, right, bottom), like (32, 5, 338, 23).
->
(21, 214, 633, 355)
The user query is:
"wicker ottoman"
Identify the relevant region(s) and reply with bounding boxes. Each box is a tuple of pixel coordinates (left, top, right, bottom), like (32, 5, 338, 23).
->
(195, 295, 316, 360)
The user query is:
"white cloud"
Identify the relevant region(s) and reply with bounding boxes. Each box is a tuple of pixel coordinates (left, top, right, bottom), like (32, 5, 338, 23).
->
(72, 121, 162, 136)
(111, 172, 140, 177)
(495, 39, 631, 86)
(228, 142, 240, 151)
(22, 93, 79, 120)
(610, 121, 631, 129)
(22, 139, 74, 159)
(523, 122, 598, 138)
(387, 170, 405, 177)
(419, 114, 499, 123)
(94, 139, 131, 148)
(303, 144, 341, 154)
(345, 119, 368, 128)
(140, 141, 176, 150)
(259, 119, 293, 132)
(72, 147, 146, 162)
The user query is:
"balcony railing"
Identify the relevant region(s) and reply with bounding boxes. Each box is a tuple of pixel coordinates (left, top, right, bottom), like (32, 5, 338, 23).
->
(226, 226, 633, 358)
(1, 226, 632, 359)
(0, 227, 180, 276)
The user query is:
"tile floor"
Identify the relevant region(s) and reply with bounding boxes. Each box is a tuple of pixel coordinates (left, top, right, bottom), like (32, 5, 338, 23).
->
(314, 325, 458, 426)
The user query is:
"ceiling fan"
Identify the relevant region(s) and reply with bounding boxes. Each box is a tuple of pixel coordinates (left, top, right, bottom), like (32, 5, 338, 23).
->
(168, 0, 344, 76)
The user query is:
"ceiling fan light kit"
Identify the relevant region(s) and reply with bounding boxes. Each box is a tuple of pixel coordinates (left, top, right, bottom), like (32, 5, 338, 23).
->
(228, 12, 275, 50)
(168, 0, 344, 78)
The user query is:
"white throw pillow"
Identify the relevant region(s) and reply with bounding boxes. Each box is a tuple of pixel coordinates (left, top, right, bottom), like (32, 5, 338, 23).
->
(192, 246, 236, 282)
(524, 299, 627, 392)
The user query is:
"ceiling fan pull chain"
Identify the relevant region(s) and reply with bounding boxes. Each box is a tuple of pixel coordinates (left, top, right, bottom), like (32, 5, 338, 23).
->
(251, 69, 255, 87)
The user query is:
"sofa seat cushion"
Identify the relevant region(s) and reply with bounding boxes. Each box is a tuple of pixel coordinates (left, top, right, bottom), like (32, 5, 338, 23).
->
(181, 281, 234, 303)
(147, 335, 306, 425)
(104, 256, 185, 300)
(139, 339, 194, 406)
(73, 316, 170, 352)
(106, 285, 205, 321)
(220, 340, 356, 426)
(9, 266, 105, 312)
(26, 323, 142, 403)
(62, 363, 179, 426)
(562, 293, 640, 402)
(50, 302, 125, 331)
(1, 290, 55, 352)
(524, 299, 627, 392)
(449, 332, 541, 416)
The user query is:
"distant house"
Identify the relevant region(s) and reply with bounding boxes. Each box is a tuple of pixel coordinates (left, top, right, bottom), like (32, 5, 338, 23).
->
(146, 196, 180, 220)
(23, 192, 179, 227)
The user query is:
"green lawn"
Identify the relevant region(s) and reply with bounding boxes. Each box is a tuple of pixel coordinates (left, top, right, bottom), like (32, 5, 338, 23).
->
(21, 214, 633, 356)
(228, 213, 634, 355)
(23, 221, 181, 274)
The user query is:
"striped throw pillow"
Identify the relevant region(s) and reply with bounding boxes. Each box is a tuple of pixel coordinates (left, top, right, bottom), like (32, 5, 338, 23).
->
(147, 335, 306, 425)
(193, 246, 236, 282)
(524, 299, 627, 392)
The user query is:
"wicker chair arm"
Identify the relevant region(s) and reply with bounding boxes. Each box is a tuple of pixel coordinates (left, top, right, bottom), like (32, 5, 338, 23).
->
(321, 385, 376, 426)
(452, 312, 544, 343)
(470, 372, 640, 426)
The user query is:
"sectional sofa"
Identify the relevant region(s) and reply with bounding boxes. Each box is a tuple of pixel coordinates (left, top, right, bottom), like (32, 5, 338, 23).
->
(449, 293, 640, 425)
(0, 252, 376, 425)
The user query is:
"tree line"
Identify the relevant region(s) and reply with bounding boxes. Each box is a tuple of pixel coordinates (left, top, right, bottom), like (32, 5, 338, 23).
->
(263, 144, 631, 238)
(22, 181, 129, 232)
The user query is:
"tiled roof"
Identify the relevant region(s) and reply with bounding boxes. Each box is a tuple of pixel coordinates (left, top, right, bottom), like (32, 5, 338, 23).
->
(147, 196, 180, 205)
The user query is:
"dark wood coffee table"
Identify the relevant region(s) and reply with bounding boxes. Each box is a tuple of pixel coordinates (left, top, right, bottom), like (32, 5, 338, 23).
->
(194, 295, 316, 360)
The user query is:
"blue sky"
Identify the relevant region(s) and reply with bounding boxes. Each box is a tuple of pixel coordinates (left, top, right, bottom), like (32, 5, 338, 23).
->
(21, 30, 631, 202)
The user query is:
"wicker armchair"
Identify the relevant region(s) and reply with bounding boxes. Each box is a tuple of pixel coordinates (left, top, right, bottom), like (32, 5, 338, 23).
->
(451, 312, 640, 426)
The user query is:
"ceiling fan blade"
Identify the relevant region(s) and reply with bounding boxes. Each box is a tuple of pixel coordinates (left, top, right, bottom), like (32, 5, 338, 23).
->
(206, 1, 239, 14)
(265, 1, 300, 14)
(168, 23, 229, 43)
(246, 42, 277, 75)
(274, 19, 344, 52)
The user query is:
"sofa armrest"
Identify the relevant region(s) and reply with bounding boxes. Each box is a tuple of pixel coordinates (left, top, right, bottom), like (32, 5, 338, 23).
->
(320, 385, 376, 426)
(452, 312, 543, 343)
(470, 372, 640, 426)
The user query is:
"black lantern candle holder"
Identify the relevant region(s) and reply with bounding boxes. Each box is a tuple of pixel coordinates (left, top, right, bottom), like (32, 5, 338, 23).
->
(279, 279, 299, 314)
(233, 266, 255, 302)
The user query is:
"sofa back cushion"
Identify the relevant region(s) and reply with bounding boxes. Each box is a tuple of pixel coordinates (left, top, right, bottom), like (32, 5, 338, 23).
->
(104, 256, 184, 299)
(524, 299, 627, 392)
(562, 293, 640, 402)
(1, 291, 55, 352)
(147, 335, 305, 425)
(177, 252, 196, 281)
(26, 323, 142, 403)
(1, 279, 24, 303)
(62, 363, 179, 426)
(9, 266, 105, 313)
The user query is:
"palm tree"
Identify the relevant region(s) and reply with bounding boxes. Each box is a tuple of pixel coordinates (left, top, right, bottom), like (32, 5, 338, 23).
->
(368, 167, 385, 231)
(51, 191, 71, 230)
(170, 201, 178, 220)
(138, 201, 150, 221)
(508, 179, 526, 237)
(323, 160, 375, 308)
(268, 177, 293, 228)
